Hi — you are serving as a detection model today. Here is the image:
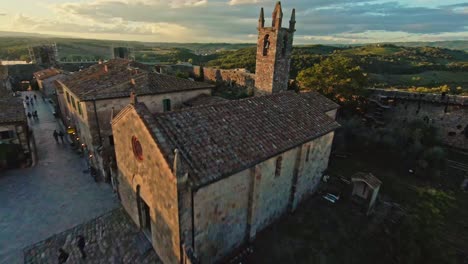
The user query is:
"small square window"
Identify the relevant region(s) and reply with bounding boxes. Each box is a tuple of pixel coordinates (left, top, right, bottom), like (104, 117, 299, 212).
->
(163, 99, 171, 112)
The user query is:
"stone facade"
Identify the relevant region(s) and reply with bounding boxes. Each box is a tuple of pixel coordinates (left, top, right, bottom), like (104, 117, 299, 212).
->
(56, 73, 212, 181)
(254, 2, 295, 95)
(369, 89, 468, 150)
(111, 95, 338, 263)
(112, 107, 181, 264)
(193, 66, 256, 90)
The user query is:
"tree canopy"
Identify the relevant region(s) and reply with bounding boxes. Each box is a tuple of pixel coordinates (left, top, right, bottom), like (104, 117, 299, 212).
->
(296, 55, 368, 103)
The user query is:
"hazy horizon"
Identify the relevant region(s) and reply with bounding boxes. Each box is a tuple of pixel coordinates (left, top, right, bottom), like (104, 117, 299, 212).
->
(0, 0, 467, 44)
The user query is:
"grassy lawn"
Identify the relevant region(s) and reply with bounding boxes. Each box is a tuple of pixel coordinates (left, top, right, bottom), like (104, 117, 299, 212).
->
(245, 148, 468, 264)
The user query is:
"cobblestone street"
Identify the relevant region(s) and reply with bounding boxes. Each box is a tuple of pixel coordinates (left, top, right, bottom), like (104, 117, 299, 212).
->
(0, 91, 119, 264)
(24, 208, 160, 264)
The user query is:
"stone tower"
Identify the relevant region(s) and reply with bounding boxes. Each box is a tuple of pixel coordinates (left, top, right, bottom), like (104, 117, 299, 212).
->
(254, 1, 295, 95)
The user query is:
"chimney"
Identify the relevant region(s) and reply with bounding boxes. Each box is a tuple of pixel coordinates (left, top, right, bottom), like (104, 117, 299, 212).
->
(98, 59, 103, 64)
(104, 64, 108, 72)
(130, 91, 137, 105)
(130, 78, 136, 86)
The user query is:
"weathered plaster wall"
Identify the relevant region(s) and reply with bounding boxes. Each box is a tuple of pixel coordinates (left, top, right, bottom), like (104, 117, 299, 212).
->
(293, 132, 334, 210)
(193, 170, 250, 263)
(191, 133, 334, 262)
(113, 107, 181, 264)
(250, 147, 296, 235)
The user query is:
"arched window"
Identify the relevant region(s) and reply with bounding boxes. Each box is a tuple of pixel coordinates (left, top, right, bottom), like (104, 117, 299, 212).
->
(262, 34, 270, 56)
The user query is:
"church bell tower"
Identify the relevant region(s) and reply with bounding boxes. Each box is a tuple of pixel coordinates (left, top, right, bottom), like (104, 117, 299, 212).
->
(254, 1, 295, 95)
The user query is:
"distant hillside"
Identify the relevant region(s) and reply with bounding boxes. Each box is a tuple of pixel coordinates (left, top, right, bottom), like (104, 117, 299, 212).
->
(390, 41, 468, 52)
(205, 43, 468, 89)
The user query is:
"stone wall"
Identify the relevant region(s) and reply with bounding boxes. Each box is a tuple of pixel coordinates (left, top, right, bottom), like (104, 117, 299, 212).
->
(193, 169, 250, 262)
(112, 107, 181, 264)
(192, 66, 256, 90)
(293, 132, 335, 210)
(191, 131, 335, 263)
(370, 89, 468, 150)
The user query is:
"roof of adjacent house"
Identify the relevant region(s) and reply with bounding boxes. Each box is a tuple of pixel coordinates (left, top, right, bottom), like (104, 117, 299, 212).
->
(182, 94, 228, 108)
(0, 96, 26, 123)
(132, 91, 340, 188)
(60, 59, 214, 101)
(33, 68, 61, 80)
(351, 172, 382, 189)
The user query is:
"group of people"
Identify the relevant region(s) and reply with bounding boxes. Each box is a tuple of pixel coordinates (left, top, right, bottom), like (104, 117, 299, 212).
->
(27, 111, 39, 120)
(53, 130, 66, 143)
(24, 94, 40, 120)
(58, 235, 87, 263)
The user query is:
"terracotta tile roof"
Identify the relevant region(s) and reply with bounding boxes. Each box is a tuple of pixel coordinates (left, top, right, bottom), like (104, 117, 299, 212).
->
(61, 59, 213, 101)
(351, 172, 382, 189)
(33, 68, 61, 80)
(182, 94, 228, 108)
(135, 91, 340, 188)
(298, 91, 339, 112)
(0, 96, 26, 123)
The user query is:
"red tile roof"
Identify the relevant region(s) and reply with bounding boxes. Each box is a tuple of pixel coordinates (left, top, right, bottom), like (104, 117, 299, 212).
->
(0, 96, 26, 123)
(352, 172, 382, 189)
(134, 91, 340, 188)
(61, 59, 213, 101)
(33, 68, 60, 80)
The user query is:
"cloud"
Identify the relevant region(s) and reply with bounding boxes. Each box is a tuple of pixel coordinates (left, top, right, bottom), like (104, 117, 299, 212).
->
(2, 0, 467, 43)
(228, 0, 265, 5)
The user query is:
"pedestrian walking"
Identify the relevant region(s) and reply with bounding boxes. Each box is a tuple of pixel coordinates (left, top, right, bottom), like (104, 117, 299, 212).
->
(34, 94, 37, 100)
(30, 99, 34, 106)
(53, 130, 59, 143)
(25, 95, 29, 100)
(58, 131, 65, 143)
(76, 235, 86, 259)
(27, 112, 32, 119)
(33, 111, 38, 120)
(42, 95, 46, 102)
(57, 248, 69, 264)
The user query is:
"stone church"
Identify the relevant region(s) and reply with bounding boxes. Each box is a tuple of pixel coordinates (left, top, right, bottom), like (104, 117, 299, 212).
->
(112, 2, 340, 263)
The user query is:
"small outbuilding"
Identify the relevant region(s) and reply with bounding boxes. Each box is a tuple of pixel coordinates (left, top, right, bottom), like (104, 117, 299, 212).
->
(351, 172, 382, 215)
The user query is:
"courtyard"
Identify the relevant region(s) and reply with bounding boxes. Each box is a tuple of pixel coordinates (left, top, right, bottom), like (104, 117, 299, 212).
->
(0, 91, 119, 264)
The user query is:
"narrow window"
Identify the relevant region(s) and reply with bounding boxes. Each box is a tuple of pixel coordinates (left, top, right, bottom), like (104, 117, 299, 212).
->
(306, 145, 311, 162)
(77, 102, 83, 116)
(163, 99, 171, 112)
(275, 156, 282, 177)
(262, 34, 270, 56)
(71, 97, 76, 110)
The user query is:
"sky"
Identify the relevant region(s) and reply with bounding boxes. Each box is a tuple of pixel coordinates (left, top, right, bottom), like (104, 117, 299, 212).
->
(0, 0, 467, 44)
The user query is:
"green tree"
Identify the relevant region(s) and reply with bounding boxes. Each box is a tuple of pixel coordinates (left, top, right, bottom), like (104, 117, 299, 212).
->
(296, 55, 368, 103)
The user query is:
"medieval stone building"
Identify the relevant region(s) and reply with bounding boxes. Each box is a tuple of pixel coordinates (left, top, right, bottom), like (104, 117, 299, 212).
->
(55, 59, 214, 183)
(112, 2, 340, 263)
(255, 2, 295, 95)
(0, 96, 30, 169)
